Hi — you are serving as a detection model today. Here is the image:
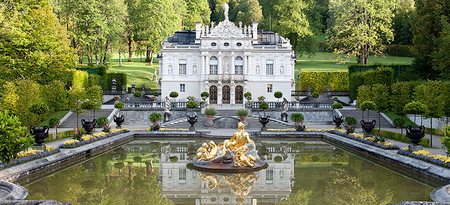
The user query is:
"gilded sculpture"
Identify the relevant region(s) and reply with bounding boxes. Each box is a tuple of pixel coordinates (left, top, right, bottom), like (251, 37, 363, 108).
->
(195, 122, 262, 168)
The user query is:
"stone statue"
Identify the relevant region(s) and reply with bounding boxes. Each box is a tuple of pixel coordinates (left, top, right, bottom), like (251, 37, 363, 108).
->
(164, 96, 171, 112)
(223, 3, 229, 21)
(282, 97, 289, 113)
(194, 122, 263, 168)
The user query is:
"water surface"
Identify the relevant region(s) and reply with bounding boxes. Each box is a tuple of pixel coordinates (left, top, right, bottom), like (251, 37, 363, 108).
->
(21, 139, 433, 205)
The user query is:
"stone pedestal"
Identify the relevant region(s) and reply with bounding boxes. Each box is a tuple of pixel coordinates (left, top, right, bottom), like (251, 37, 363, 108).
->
(408, 145, 423, 152)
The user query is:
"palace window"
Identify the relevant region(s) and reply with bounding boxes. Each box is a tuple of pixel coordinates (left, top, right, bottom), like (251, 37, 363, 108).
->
(180, 84, 185, 92)
(234, 56, 243, 75)
(179, 59, 186, 75)
(267, 84, 273, 93)
(236, 42, 242, 46)
(266, 60, 274, 75)
(179, 169, 186, 180)
(210, 56, 218, 74)
(211, 42, 217, 46)
(224, 42, 229, 46)
(266, 169, 273, 181)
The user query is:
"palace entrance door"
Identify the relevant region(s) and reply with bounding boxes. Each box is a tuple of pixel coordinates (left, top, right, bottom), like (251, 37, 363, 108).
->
(235, 85, 243, 104)
(209, 86, 217, 104)
(222, 85, 230, 104)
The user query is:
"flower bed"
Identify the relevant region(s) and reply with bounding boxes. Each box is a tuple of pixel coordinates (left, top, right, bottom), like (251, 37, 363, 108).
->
(398, 149, 450, 168)
(59, 129, 128, 149)
(266, 128, 297, 132)
(0, 147, 59, 169)
(329, 130, 399, 150)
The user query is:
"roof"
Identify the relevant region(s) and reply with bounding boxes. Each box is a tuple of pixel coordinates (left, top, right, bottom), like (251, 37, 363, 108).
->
(165, 30, 284, 46)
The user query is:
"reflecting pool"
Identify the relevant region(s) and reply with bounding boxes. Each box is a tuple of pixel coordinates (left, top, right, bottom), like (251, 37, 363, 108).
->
(20, 139, 434, 205)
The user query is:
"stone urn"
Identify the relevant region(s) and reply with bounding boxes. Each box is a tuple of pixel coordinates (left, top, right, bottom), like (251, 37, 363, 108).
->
(406, 125, 425, 145)
(333, 116, 344, 128)
(205, 115, 214, 127)
(187, 114, 198, 131)
(259, 116, 270, 131)
(81, 119, 97, 134)
(114, 115, 125, 128)
(360, 120, 376, 134)
(29, 125, 49, 146)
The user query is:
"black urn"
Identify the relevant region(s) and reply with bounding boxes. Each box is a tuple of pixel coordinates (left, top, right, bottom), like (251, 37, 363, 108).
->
(360, 120, 376, 134)
(333, 116, 344, 128)
(259, 116, 270, 131)
(29, 125, 49, 146)
(81, 119, 97, 134)
(406, 125, 425, 145)
(187, 114, 198, 131)
(114, 115, 125, 128)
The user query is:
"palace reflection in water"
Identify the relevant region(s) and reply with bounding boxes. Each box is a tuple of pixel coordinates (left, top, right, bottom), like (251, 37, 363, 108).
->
(123, 139, 335, 205)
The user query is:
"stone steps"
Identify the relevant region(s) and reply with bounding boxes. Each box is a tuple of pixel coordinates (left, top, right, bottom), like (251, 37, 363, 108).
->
(59, 109, 114, 128)
(339, 110, 393, 128)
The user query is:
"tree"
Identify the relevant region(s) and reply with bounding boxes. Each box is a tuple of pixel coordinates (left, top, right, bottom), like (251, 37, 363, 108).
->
(183, 0, 211, 29)
(390, 82, 412, 114)
(44, 81, 69, 112)
(0, 110, 34, 163)
(359, 101, 377, 121)
(274, 0, 312, 50)
(403, 101, 427, 124)
(392, 0, 415, 45)
(48, 117, 60, 139)
(0, 0, 76, 84)
(68, 87, 86, 133)
(411, 0, 448, 79)
(432, 19, 450, 79)
(235, 0, 263, 25)
(85, 85, 103, 119)
(327, 0, 395, 64)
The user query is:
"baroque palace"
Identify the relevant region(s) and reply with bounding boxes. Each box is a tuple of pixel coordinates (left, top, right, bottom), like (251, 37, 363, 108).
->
(159, 5, 295, 104)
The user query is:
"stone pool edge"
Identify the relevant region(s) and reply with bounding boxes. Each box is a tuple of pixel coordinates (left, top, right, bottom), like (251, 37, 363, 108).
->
(0, 130, 448, 203)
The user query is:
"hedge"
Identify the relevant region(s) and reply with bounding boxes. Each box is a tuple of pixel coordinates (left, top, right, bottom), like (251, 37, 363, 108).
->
(76, 65, 108, 76)
(373, 129, 429, 147)
(300, 71, 348, 92)
(348, 64, 410, 77)
(103, 73, 127, 91)
(349, 67, 394, 100)
(384, 44, 414, 57)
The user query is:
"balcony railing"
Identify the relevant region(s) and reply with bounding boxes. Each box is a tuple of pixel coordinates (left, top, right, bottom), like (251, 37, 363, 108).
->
(208, 74, 245, 81)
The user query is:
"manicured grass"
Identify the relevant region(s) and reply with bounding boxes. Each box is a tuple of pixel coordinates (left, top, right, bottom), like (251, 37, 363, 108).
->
(296, 52, 414, 72)
(108, 57, 159, 88)
(39, 110, 69, 126)
(384, 112, 418, 128)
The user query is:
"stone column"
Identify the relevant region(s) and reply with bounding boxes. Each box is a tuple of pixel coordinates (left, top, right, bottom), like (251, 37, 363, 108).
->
(243, 55, 247, 75)
(218, 52, 222, 75)
(230, 81, 235, 104)
(217, 81, 222, 105)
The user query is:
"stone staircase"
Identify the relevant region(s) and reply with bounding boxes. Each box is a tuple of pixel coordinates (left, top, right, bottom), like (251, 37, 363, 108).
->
(339, 109, 393, 128)
(59, 109, 114, 128)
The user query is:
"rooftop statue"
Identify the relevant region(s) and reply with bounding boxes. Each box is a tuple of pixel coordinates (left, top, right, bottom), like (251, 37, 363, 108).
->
(192, 122, 267, 172)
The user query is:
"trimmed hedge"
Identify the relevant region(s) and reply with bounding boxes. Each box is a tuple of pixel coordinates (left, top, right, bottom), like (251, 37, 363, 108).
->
(76, 65, 108, 76)
(374, 129, 429, 147)
(103, 73, 127, 91)
(349, 67, 394, 100)
(384, 44, 414, 57)
(300, 71, 348, 92)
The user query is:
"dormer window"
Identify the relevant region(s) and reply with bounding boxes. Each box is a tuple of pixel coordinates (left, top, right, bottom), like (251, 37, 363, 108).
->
(224, 42, 229, 46)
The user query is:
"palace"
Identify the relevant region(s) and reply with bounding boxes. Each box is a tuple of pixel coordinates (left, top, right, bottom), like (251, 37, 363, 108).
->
(159, 5, 295, 104)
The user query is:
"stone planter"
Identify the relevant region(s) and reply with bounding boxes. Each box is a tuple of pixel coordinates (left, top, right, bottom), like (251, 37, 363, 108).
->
(345, 125, 355, 134)
(81, 119, 97, 134)
(113, 115, 125, 128)
(259, 116, 270, 131)
(406, 125, 425, 145)
(294, 123, 305, 131)
(150, 122, 160, 131)
(29, 125, 49, 146)
(333, 116, 344, 128)
(205, 115, 214, 127)
(360, 120, 376, 134)
(187, 114, 198, 131)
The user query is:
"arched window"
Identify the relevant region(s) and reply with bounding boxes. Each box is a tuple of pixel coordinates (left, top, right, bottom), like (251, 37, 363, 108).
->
(234, 57, 244, 75)
(210, 57, 218, 75)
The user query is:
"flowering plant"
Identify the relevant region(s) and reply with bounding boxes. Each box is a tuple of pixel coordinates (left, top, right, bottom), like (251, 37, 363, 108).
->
(60, 129, 128, 149)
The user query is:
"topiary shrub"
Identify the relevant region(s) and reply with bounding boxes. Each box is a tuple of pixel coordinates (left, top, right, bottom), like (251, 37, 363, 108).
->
(345, 116, 357, 125)
(149, 112, 162, 131)
(236, 109, 249, 117)
(96, 117, 108, 127)
(332, 102, 343, 109)
(186, 101, 199, 109)
(0, 110, 34, 163)
(257, 96, 266, 102)
(290, 113, 304, 124)
(200, 92, 209, 98)
(274, 91, 283, 100)
(114, 101, 125, 109)
(169, 91, 179, 98)
(311, 92, 320, 98)
(244, 92, 252, 100)
(404, 101, 428, 124)
(134, 91, 142, 97)
(259, 102, 269, 110)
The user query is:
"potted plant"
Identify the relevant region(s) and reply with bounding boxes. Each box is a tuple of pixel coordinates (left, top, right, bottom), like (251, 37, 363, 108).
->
(259, 101, 270, 131)
(274, 91, 283, 105)
(97, 117, 110, 132)
(48, 117, 60, 140)
(332, 102, 344, 128)
(204, 107, 216, 127)
(359, 100, 377, 134)
(29, 102, 50, 145)
(149, 112, 162, 131)
(186, 96, 199, 110)
(134, 90, 142, 97)
(312, 92, 320, 98)
(236, 109, 249, 122)
(114, 101, 125, 128)
(344, 116, 356, 133)
(291, 113, 305, 131)
(81, 100, 97, 134)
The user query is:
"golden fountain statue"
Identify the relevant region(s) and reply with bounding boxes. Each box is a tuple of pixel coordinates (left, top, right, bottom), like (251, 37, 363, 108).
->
(192, 122, 267, 172)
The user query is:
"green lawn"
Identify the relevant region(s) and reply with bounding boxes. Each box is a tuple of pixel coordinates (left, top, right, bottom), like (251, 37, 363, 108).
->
(105, 52, 414, 90)
(39, 110, 69, 126)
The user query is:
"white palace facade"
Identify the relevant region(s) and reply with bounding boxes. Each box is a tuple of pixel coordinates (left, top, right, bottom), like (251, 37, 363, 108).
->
(159, 7, 295, 104)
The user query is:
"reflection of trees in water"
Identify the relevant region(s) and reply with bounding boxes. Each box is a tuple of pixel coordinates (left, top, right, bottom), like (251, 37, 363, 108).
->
(324, 170, 393, 205)
(279, 189, 312, 205)
(25, 149, 173, 205)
